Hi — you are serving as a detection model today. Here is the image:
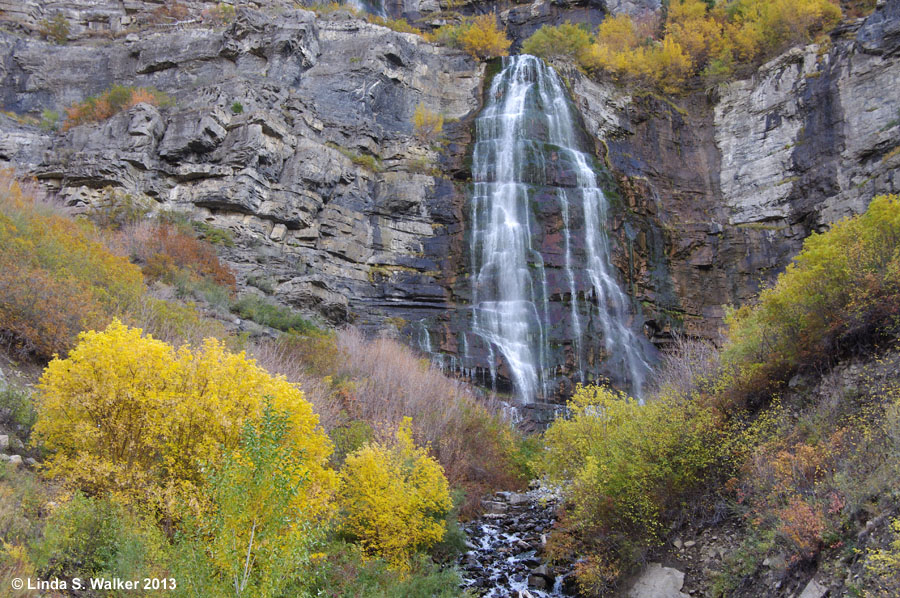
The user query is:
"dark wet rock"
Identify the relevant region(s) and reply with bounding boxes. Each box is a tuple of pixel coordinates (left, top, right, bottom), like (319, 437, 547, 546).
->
(459, 487, 572, 597)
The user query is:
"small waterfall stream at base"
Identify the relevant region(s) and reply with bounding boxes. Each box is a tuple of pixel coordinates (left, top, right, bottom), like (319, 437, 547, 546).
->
(458, 487, 574, 598)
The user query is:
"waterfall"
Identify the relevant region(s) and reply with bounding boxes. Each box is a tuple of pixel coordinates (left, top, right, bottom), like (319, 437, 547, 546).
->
(346, 0, 386, 17)
(468, 55, 652, 402)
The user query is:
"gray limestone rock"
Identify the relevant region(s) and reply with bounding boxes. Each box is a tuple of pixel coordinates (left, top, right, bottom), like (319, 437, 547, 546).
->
(627, 563, 690, 598)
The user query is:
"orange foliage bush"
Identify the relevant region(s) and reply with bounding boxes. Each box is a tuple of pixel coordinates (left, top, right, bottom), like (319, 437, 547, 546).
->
(126, 220, 235, 289)
(63, 86, 174, 131)
(777, 496, 825, 560)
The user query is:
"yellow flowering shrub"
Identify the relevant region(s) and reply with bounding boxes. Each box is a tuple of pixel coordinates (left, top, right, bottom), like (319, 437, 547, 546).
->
(34, 320, 336, 514)
(412, 102, 444, 144)
(866, 517, 900, 598)
(338, 418, 452, 570)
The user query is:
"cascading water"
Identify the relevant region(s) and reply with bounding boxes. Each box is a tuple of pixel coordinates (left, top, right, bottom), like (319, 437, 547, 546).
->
(467, 55, 652, 402)
(346, 0, 386, 16)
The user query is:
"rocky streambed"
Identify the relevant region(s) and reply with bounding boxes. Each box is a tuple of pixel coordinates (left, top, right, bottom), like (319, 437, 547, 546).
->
(458, 487, 575, 598)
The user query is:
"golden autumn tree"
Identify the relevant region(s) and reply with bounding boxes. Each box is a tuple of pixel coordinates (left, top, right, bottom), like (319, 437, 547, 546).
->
(338, 418, 452, 570)
(412, 102, 444, 144)
(34, 320, 336, 515)
(460, 15, 511, 60)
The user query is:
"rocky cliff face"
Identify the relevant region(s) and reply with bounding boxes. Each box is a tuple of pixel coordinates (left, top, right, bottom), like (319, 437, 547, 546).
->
(1, 7, 482, 330)
(1, 1, 898, 399)
(568, 4, 900, 341)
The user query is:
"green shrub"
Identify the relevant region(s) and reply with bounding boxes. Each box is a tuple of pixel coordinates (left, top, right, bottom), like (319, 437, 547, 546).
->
(540, 384, 722, 592)
(39, 110, 59, 131)
(88, 187, 152, 230)
(0, 386, 37, 437)
(31, 493, 168, 583)
(172, 406, 326, 598)
(174, 271, 232, 310)
(230, 101, 243, 115)
(38, 14, 69, 44)
(723, 194, 900, 394)
(192, 221, 235, 247)
(329, 419, 374, 468)
(367, 16, 423, 36)
(129, 296, 228, 348)
(426, 22, 468, 48)
(246, 274, 276, 294)
(522, 23, 592, 62)
(0, 465, 47, 547)
(308, 546, 464, 598)
(230, 294, 319, 333)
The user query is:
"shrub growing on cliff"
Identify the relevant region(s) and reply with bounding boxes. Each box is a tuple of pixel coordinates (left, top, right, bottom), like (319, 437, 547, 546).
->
(126, 219, 236, 290)
(230, 294, 318, 334)
(460, 15, 511, 60)
(34, 320, 335, 514)
(63, 85, 174, 131)
(0, 174, 143, 358)
(430, 15, 511, 60)
(38, 14, 70, 44)
(580, 14, 694, 93)
(412, 102, 444, 143)
(577, 0, 841, 92)
(521, 22, 592, 62)
(723, 194, 900, 394)
(367, 15, 423, 36)
(338, 418, 452, 570)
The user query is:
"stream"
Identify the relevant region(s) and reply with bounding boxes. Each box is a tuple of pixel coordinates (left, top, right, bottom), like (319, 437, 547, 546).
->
(458, 486, 575, 598)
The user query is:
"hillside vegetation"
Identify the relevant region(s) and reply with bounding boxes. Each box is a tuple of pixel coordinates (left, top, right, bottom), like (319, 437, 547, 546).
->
(0, 173, 530, 597)
(539, 194, 900, 595)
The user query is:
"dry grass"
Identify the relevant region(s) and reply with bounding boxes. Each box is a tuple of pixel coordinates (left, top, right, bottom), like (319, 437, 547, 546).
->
(251, 328, 527, 512)
(648, 333, 722, 399)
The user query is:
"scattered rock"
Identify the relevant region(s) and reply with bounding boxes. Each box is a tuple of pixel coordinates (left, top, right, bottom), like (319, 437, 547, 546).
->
(0, 434, 8, 451)
(481, 500, 508, 515)
(528, 575, 547, 590)
(7, 454, 23, 468)
(627, 563, 690, 598)
(798, 578, 828, 598)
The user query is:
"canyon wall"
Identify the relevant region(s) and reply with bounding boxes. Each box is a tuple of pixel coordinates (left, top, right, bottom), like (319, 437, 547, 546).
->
(1, 1, 898, 397)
